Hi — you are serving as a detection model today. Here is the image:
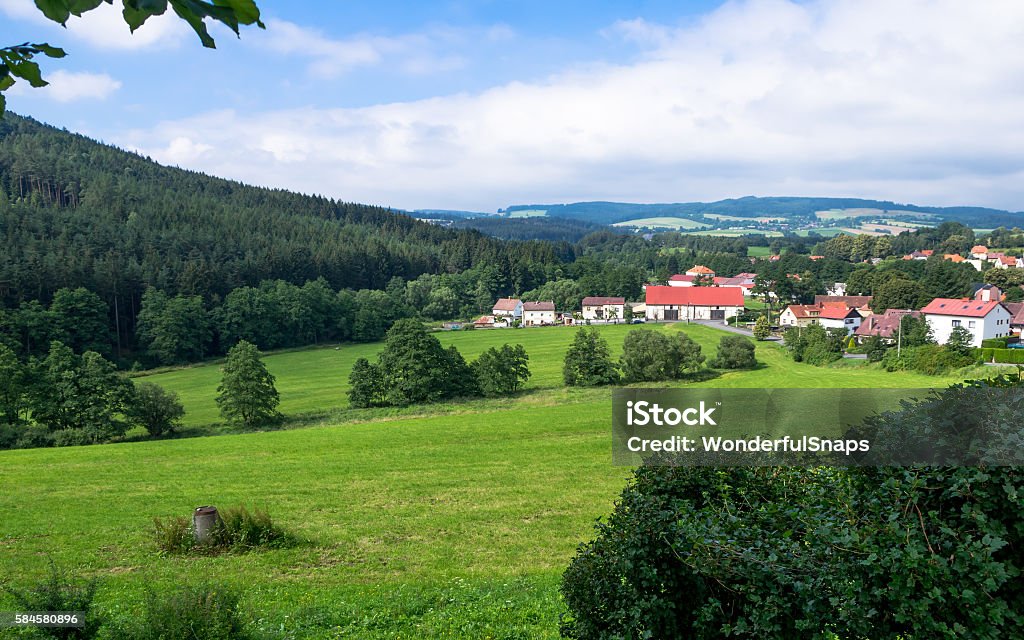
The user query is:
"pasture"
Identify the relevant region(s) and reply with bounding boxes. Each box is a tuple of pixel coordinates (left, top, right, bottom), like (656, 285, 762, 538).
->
(0, 322, 997, 637)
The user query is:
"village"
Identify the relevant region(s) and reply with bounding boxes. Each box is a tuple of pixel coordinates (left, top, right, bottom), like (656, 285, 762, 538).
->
(472, 244, 1024, 355)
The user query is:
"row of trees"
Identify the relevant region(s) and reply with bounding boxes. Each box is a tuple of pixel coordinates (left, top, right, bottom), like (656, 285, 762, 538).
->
(348, 320, 531, 408)
(562, 327, 758, 387)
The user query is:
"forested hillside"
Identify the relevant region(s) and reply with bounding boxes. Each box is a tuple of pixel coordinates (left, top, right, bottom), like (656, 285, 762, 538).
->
(0, 114, 571, 358)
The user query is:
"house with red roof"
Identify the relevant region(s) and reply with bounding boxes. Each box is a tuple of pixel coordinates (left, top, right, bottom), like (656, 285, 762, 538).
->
(780, 303, 863, 335)
(492, 298, 522, 322)
(581, 296, 626, 322)
(854, 309, 921, 343)
(921, 295, 1012, 347)
(685, 265, 715, 277)
(1003, 302, 1024, 335)
(644, 286, 744, 322)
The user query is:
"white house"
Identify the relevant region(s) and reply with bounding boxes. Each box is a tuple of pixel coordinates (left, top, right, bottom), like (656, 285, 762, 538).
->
(816, 306, 863, 335)
(644, 286, 744, 322)
(492, 298, 522, 322)
(921, 297, 1013, 347)
(581, 296, 626, 322)
(522, 301, 556, 326)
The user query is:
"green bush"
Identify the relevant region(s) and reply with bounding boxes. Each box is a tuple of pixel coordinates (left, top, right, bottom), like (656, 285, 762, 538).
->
(981, 337, 1009, 349)
(109, 584, 250, 640)
(2, 561, 103, 639)
(709, 335, 757, 369)
(563, 379, 1024, 639)
(883, 344, 975, 374)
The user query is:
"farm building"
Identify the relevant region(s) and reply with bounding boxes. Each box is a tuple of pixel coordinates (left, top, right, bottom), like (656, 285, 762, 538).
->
(581, 296, 626, 322)
(644, 286, 744, 322)
(522, 301, 556, 326)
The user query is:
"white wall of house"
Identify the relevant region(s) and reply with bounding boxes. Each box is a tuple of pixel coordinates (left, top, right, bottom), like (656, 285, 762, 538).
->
(645, 304, 743, 322)
(820, 316, 862, 335)
(582, 304, 625, 321)
(492, 301, 523, 320)
(523, 310, 556, 326)
(925, 307, 1013, 347)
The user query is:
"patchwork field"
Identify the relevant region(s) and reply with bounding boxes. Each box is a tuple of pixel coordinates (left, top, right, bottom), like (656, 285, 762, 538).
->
(506, 209, 547, 218)
(611, 216, 709, 230)
(0, 323, 996, 637)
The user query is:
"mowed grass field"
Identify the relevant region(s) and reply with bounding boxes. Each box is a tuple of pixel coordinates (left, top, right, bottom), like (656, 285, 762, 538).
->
(0, 323, 997, 637)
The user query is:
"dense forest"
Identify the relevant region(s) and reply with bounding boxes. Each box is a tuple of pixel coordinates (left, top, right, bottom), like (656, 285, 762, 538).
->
(0, 114, 578, 360)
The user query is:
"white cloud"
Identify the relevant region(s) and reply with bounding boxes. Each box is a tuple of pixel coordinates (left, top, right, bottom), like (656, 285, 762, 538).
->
(115, 0, 1024, 211)
(0, 0, 187, 49)
(254, 19, 474, 77)
(38, 70, 121, 102)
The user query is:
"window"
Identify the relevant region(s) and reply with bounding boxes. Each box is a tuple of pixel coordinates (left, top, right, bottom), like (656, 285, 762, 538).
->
(952, 319, 962, 327)
(969, 321, 976, 328)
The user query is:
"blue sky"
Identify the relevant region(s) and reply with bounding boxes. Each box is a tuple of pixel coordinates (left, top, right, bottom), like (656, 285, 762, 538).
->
(2, 0, 1024, 213)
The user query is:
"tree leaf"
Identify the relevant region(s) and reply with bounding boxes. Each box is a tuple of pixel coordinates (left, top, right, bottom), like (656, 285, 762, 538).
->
(33, 0, 72, 25)
(212, 0, 263, 27)
(10, 59, 48, 88)
(67, 0, 106, 17)
(170, 1, 216, 48)
(34, 43, 67, 59)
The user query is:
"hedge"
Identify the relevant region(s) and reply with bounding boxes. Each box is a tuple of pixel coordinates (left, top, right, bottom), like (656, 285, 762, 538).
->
(981, 337, 1010, 349)
(980, 348, 1024, 364)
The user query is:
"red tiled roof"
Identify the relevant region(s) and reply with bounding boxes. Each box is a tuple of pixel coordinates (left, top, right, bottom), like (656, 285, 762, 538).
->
(582, 296, 625, 306)
(493, 298, 521, 311)
(1004, 302, 1024, 326)
(921, 250, 934, 256)
(921, 298, 1003, 318)
(669, 274, 696, 282)
(971, 245, 989, 254)
(787, 304, 858, 320)
(814, 295, 873, 308)
(854, 310, 921, 338)
(944, 254, 965, 262)
(1000, 256, 1017, 265)
(645, 286, 744, 307)
(687, 265, 715, 274)
(523, 301, 555, 311)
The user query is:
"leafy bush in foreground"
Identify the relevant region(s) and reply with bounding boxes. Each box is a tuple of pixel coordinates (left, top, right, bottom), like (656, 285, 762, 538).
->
(562, 377, 1024, 639)
(108, 584, 251, 640)
(2, 561, 103, 639)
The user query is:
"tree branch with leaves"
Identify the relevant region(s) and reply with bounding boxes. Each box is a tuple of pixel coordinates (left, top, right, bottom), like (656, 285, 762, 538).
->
(1, 0, 264, 113)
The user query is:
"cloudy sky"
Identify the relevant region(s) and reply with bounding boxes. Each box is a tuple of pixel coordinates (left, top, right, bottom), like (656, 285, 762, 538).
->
(1, 0, 1023, 213)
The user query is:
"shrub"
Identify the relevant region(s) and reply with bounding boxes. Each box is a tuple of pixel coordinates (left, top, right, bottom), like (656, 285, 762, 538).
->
(981, 337, 1010, 349)
(215, 505, 292, 550)
(110, 584, 250, 640)
(753, 315, 771, 340)
(619, 329, 704, 382)
(153, 516, 195, 555)
(709, 335, 757, 369)
(885, 344, 976, 375)
(2, 561, 103, 639)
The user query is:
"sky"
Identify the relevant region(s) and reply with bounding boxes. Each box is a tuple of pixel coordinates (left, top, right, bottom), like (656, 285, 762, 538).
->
(1, 0, 1024, 213)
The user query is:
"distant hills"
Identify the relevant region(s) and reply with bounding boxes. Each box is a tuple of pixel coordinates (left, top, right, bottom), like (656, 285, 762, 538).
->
(500, 197, 1024, 229)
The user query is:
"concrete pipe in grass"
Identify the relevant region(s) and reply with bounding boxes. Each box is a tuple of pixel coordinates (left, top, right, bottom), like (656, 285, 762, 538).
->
(193, 506, 221, 544)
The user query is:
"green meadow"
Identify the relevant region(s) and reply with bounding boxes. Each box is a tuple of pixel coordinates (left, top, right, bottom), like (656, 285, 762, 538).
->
(611, 217, 709, 230)
(0, 323, 999, 637)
